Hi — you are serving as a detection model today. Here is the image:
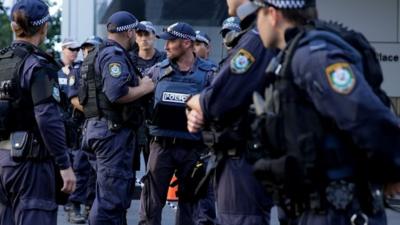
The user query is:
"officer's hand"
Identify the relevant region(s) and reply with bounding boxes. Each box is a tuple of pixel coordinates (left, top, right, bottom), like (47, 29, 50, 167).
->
(140, 76, 155, 94)
(384, 182, 400, 196)
(186, 108, 204, 133)
(60, 167, 77, 194)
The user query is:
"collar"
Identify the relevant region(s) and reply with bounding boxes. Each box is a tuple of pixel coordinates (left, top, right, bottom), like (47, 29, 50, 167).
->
(284, 27, 302, 44)
(170, 55, 200, 74)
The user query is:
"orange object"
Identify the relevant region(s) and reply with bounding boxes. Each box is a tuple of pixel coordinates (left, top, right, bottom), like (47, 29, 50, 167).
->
(167, 175, 179, 201)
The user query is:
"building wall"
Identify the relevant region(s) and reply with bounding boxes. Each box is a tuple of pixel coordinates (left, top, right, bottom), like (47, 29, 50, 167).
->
(61, 0, 95, 45)
(61, 0, 400, 97)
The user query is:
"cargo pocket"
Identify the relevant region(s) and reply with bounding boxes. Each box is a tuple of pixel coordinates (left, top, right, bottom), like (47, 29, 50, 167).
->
(97, 167, 133, 211)
(20, 198, 57, 212)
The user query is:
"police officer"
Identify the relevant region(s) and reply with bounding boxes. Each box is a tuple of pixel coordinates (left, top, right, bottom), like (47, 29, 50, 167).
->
(220, 16, 242, 51)
(80, 11, 154, 225)
(130, 21, 167, 172)
(67, 36, 104, 223)
(251, 0, 400, 224)
(131, 21, 167, 75)
(59, 38, 81, 96)
(0, 0, 76, 224)
(185, 0, 277, 224)
(138, 22, 216, 225)
(194, 31, 214, 63)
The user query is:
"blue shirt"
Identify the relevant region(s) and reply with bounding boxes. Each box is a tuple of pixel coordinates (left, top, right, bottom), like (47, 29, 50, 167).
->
(199, 28, 277, 125)
(130, 48, 167, 76)
(289, 29, 400, 180)
(17, 41, 70, 169)
(95, 39, 139, 103)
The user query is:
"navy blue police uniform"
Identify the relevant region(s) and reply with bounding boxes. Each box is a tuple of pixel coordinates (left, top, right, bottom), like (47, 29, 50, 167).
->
(130, 21, 166, 75)
(130, 21, 167, 172)
(196, 8, 277, 225)
(192, 29, 219, 225)
(0, 1, 71, 224)
(251, 0, 400, 225)
(138, 22, 216, 225)
(67, 36, 104, 217)
(80, 11, 140, 225)
(195, 30, 218, 68)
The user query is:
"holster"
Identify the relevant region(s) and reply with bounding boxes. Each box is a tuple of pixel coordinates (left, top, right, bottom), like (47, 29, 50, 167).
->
(10, 131, 32, 161)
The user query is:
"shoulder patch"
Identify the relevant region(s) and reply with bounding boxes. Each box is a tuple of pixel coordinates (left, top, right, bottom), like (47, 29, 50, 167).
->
(325, 62, 356, 95)
(230, 49, 255, 74)
(52, 85, 61, 103)
(109, 63, 122, 77)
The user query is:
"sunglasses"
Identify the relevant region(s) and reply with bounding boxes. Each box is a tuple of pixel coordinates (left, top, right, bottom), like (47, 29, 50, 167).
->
(68, 48, 80, 52)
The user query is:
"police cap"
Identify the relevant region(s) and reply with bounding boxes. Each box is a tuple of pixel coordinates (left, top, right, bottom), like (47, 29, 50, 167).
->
(136, 21, 156, 34)
(157, 22, 196, 41)
(195, 31, 211, 46)
(11, 0, 50, 27)
(107, 11, 138, 33)
(252, 0, 316, 9)
(221, 17, 241, 33)
(81, 36, 103, 48)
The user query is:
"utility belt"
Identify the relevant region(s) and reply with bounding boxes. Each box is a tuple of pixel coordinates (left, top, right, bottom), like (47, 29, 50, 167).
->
(6, 131, 51, 162)
(202, 129, 246, 158)
(152, 136, 203, 149)
(277, 180, 385, 224)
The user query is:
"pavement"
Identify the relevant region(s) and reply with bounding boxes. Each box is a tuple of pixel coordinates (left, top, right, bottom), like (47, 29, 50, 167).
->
(57, 203, 400, 225)
(57, 157, 400, 225)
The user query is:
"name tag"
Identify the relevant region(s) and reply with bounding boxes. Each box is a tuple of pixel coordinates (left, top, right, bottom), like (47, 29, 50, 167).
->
(162, 92, 190, 104)
(58, 78, 68, 85)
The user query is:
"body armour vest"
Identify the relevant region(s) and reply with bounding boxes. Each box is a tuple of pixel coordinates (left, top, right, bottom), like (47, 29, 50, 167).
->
(149, 58, 215, 140)
(253, 27, 374, 198)
(0, 43, 60, 139)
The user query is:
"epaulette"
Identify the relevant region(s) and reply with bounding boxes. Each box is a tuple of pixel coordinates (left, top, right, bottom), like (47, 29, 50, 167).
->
(197, 58, 216, 72)
(158, 59, 170, 68)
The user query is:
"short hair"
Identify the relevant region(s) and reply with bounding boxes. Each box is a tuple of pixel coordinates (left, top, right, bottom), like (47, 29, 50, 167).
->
(280, 7, 319, 26)
(11, 10, 44, 37)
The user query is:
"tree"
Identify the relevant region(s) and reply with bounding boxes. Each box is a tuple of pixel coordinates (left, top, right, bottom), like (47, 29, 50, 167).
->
(0, 2, 13, 49)
(42, 0, 61, 50)
(0, 1, 61, 51)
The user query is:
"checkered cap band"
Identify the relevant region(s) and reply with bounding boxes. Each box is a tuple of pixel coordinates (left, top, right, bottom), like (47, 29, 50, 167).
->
(115, 21, 138, 32)
(223, 22, 241, 30)
(196, 35, 210, 45)
(269, 0, 306, 8)
(31, 13, 50, 26)
(166, 27, 196, 41)
(255, 0, 307, 9)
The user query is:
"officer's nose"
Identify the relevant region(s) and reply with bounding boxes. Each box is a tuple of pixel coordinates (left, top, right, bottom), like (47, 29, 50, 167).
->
(164, 41, 169, 51)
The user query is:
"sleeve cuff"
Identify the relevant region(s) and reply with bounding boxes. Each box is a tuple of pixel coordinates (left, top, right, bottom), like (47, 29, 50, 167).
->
(55, 153, 71, 170)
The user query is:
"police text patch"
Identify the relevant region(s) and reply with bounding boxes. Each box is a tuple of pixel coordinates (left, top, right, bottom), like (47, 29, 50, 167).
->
(162, 92, 190, 104)
(109, 63, 122, 77)
(230, 49, 255, 74)
(325, 63, 356, 95)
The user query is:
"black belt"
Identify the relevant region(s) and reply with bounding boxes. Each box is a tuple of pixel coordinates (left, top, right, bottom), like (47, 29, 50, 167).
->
(152, 136, 203, 147)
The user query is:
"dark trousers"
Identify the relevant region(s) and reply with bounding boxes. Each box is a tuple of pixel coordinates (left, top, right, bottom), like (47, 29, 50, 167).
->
(0, 152, 58, 225)
(83, 119, 135, 225)
(215, 157, 272, 225)
(69, 149, 96, 206)
(138, 139, 207, 225)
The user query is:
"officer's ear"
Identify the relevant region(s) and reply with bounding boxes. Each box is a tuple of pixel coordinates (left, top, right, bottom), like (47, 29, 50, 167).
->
(266, 6, 280, 28)
(182, 40, 193, 49)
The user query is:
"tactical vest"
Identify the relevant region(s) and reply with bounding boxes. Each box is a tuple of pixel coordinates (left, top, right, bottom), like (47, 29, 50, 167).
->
(252, 21, 389, 204)
(0, 44, 60, 139)
(79, 45, 143, 130)
(149, 59, 214, 140)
